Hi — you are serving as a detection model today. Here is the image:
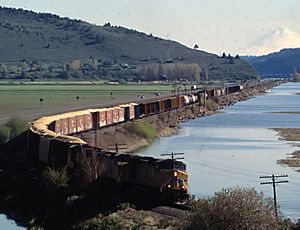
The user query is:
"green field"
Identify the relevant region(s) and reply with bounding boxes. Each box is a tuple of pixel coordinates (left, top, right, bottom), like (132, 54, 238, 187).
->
(0, 82, 196, 124)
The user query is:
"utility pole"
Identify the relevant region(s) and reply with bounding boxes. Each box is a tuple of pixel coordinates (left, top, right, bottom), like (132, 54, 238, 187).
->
(260, 174, 288, 217)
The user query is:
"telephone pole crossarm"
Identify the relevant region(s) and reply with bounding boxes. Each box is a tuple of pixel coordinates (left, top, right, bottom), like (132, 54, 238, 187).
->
(259, 174, 288, 217)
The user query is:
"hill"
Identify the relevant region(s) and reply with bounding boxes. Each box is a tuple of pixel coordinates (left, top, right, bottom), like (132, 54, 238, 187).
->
(0, 6, 258, 81)
(245, 48, 300, 77)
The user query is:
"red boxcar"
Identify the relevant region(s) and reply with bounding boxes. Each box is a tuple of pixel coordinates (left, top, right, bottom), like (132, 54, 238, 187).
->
(160, 100, 165, 112)
(84, 113, 93, 130)
(145, 103, 151, 115)
(112, 107, 119, 123)
(68, 116, 77, 134)
(171, 97, 178, 109)
(61, 118, 69, 135)
(118, 107, 125, 122)
(99, 109, 106, 127)
(51, 120, 62, 134)
(178, 95, 184, 108)
(106, 109, 113, 125)
(76, 114, 85, 132)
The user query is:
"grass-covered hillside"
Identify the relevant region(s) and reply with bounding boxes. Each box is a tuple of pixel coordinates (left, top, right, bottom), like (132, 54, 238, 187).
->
(0, 7, 258, 81)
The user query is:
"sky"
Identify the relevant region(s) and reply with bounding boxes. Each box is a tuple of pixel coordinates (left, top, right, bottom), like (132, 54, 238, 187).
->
(0, 0, 299, 55)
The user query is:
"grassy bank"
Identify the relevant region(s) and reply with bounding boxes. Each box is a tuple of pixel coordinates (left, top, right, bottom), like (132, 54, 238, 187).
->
(273, 128, 300, 170)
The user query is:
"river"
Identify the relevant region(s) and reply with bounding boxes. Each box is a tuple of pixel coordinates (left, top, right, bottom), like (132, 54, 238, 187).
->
(137, 82, 300, 219)
(0, 214, 24, 230)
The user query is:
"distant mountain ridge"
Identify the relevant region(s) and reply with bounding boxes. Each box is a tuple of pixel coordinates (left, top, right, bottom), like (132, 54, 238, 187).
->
(244, 27, 300, 56)
(0, 6, 258, 81)
(244, 48, 300, 77)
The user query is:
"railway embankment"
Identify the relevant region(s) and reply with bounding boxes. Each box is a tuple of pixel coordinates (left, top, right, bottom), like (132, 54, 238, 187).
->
(91, 81, 281, 153)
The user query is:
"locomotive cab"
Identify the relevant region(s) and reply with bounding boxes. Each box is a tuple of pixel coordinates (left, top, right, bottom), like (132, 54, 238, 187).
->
(157, 159, 189, 201)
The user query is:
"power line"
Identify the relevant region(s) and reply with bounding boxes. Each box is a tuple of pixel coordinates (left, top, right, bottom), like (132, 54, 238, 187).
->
(259, 174, 288, 217)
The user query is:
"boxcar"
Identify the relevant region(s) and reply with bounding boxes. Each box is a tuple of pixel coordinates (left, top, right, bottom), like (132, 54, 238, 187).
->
(98, 109, 107, 127)
(171, 97, 178, 109)
(106, 108, 113, 125)
(68, 116, 77, 134)
(160, 100, 165, 112)
(122, 104, 135, 121)
(61, 118, 69, 135)
(84, 112, 93, 130)
(118, 107, 125, 122)
(139, 103, 146, 117)
(76, 112, 85, 133)
(178, 95, 184, 108)
(163, 98, 172, 111)
(133, 103, 140, 119)
(112, 107, 119, 124)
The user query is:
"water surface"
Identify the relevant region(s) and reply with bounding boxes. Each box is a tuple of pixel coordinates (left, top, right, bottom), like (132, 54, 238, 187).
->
(137, 82, 300, 219)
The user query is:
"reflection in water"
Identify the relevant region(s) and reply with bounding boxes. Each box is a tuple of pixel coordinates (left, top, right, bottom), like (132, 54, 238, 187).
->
(137, 82, 300, 219)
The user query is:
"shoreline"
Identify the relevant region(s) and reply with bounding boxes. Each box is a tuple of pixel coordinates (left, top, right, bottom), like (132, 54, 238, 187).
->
(90, 81, 282, 153)
(273, 128, 300, 171)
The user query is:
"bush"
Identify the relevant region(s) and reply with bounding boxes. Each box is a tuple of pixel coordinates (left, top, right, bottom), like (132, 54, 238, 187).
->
(71, 215, 123, 230)
(187, 187, 291, 230)
(205, 99, 217, 111)
(42, 167, 69, 190)
(0, 125, 11, 144)
(5, 116, 27, 139)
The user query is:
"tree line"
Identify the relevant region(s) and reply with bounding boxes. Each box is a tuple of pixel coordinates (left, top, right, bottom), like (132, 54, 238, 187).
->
(139, 63, 202, 81)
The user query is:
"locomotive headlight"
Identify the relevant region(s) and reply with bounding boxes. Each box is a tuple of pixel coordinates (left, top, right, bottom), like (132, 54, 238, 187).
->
(167, 184, 171, 188)
(173, 171, 178, 177)
(182, 185, 185, 189)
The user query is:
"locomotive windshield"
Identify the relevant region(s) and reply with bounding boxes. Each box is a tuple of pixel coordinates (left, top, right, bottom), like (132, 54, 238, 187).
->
(157, 159, 186, 171)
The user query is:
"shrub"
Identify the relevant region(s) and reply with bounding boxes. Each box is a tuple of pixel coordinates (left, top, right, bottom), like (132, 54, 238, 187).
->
(71, 215, 123, 230)
(5, 116, 27, 139)
(187, 187, 292, 230)
(42, 167, 69, 189)
(0, 125, 11, 144)
(205, 100, 217, 111)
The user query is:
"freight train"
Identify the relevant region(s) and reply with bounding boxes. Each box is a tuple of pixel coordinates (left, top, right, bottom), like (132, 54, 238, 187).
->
(28, 85, 243, 201)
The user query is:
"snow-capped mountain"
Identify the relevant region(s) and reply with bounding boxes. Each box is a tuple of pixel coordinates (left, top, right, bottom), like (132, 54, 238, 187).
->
(244, 27, 300, 56)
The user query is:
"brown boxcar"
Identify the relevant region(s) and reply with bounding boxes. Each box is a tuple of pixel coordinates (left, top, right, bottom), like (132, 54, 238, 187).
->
(106, 108, 113, 125)
(150, 102, 156, 114)
(159, 100, 165, 112)
(178, 95, 184, 108)
(139, 103, 146, 116)
(61, 118, 69, 135)
(68, 116, 77, 134)
(112, 107, 119, 124)
(129, 104, 136, 119)
(164, 98, 172, 111)
(76, 114, 85, 133)
(48, 120, 62, 134)
(118, 107, 125, 122)
(145, 103, 151, 115)
(171, 97, 178, 109)
(99, 109, 106, 127)
(84, 112, 93, 130)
